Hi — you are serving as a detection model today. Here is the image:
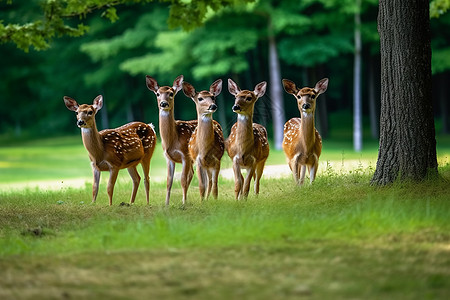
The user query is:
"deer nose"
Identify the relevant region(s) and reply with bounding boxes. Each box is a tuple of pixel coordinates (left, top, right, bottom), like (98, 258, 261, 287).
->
(232, 105, 240, 112)
(77, 120, 86, 127)
(208, 104, 217, 111)
(302, 103, 311, 110)
(160, 101, 169, 108)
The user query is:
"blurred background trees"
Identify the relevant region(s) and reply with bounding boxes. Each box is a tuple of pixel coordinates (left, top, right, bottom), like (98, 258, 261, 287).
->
(0, 0, 449, 152)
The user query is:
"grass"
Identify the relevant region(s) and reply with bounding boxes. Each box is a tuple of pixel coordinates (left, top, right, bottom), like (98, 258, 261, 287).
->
(1, 135, 450, 299)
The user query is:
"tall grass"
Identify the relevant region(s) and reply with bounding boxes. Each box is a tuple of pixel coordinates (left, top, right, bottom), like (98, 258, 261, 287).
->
(1, 163, 449, 257)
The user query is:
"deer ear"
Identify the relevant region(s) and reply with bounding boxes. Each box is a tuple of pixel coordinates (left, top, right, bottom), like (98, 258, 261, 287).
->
(92, 95, 103, 111)
(64, 96, 79, 112)
(254, 81, 267, 99)
(282, 79, 298, 96)
(314, 78, 329, 95)
(228, 78, 240, 96)
(173, 75, 184, 94)
(182, 82, 196, 100)
(146, 75, 159, 94)
(210, 79, 223, 97)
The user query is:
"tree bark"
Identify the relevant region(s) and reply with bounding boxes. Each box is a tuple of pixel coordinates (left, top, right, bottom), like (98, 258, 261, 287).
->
(268, 18, 285, 150)
(353, 0, 362, 152)
(372, 0, 438, 185)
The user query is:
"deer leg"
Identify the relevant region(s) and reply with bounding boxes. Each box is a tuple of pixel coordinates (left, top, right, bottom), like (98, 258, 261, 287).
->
(211, 166, 220, 199)
(254, 159, 266, 195)
(127, 166, 141, 204)
(242, 167, 255, 198)
(92, 164, 101, 203)
(205, 168, 213, 199)
(232, 157, 243, 199)
(299, 165, 306, 185)
(310, 155, 319, 183)
(141, 157, 151, 205)
(107, 168, 119, 206)
(181, 159, 193, 205)
(165, 159, 175, 206)
(196, 162, 206, 200)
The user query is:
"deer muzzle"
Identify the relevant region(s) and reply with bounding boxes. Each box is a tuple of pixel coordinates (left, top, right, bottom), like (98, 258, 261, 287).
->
(302, 103, 311, 110)
(77, 120, 86, 127)
(208, 104, 218, 112)
(160, 101, 169, 109)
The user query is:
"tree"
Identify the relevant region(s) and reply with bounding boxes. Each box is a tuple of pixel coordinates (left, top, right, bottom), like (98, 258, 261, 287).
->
(0, 0, 253, 52)
(371, 0, 438, 185)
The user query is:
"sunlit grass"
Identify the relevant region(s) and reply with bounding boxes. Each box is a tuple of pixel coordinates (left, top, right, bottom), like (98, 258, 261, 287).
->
(0, 164, 449, 299)
(1, 133, 450, 299)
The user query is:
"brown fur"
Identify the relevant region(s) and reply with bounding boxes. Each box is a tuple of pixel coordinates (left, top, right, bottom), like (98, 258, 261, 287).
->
(282, 78, 329, 185)
(64, 95, 156, 205)
(225, 79, 270, 199)
(183, 80, 225, 200)
(146, 75, 196, 206)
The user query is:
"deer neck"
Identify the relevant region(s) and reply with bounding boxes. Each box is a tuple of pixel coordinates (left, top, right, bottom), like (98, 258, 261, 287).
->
(159, 109, 177, 150)
(235, 113, 254, 151)
(300, 112, 316, 151)
(81, 123, 104, 163)
(197, 114, 215, 148)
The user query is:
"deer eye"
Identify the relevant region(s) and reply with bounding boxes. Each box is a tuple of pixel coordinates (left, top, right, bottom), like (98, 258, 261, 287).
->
(211, 96, 215, 100)
(198, 97, 203, 101)
(169, 92, 174, 97)
(246, 96, 252, 101)
(156, 92, 160, 97)
(87, 111, 93, 116)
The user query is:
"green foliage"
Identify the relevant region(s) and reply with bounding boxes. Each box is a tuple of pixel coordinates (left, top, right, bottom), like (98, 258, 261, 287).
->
(431, 0, 450, 18)
(432, 48, 450, 74)
(0, 0, 255, 52)
(120, 31, 190, 76)
(279, 35, 353, 67)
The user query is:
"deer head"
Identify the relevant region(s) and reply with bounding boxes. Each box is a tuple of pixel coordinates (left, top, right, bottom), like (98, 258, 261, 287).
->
(146, 75, 184, 114)
(64, 95, 103, 129)
(182, 79, 222, 119)
(228, 79, 267, 119)
(282, 78, 328, 116)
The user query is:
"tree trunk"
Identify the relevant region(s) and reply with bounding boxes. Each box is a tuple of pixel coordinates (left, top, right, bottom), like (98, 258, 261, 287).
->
(372, 0, 438, 185)
(268, 18, 285, 150)
(353, 0, 363, 152)
(100, 96, 109, 130)
(216, 93, 229, 137)
(368, 56, 379, 139)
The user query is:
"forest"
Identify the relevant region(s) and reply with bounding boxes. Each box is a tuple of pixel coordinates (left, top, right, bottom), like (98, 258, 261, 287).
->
(0, 0, 449, 152)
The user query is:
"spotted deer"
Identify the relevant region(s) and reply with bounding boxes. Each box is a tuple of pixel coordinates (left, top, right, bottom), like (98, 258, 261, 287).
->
(182, 79, 225, 200)
(64, 95, 156, 206)
(282, 78, 329, 185)
(225, 79, 270, 199)
(146, 75, 197, 206)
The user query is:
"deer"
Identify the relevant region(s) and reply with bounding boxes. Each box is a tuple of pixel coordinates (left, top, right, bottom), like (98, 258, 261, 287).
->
(63, 95, 156, 206)
(182, 79, 225, 200)
(225, 79, 270, 200)
(145, 75, 197, 206)
(281, 78, 329, 185)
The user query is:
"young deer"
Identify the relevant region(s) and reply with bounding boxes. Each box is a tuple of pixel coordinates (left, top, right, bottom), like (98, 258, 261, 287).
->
(146, 75, 197, 206)
(64, 95, 156, 206)
(182, 79, 225, 200)
(282, 78, 329, 185)
(226, 79, 270, 199)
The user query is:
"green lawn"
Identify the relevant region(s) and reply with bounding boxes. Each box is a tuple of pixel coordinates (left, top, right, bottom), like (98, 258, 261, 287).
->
(0, 135, 450, 299)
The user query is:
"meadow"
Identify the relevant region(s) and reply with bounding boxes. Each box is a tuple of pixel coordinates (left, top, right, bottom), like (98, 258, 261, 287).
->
(0, 133, 450, 299)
